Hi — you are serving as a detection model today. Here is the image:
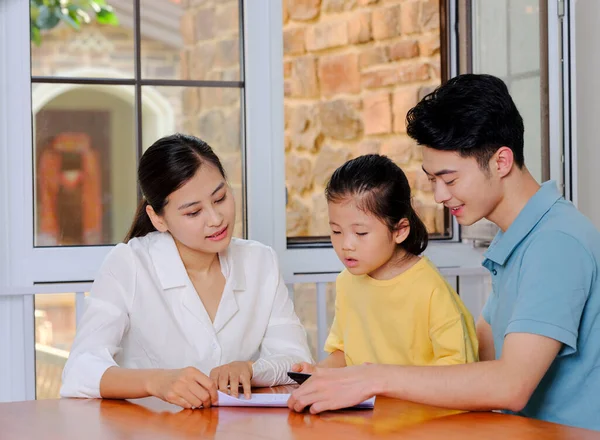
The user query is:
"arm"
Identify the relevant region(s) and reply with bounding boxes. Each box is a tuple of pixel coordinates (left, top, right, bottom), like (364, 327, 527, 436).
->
(250, 249, 313, 387)
(317, 350, 346, 368)
(372, 332, 561, 411)
(290, 232, 590, 413)
(60, 246, 132, 398)
(289, 332, 561, 413)
(476, 316, 496, 361)
(61, 245, 216, 407)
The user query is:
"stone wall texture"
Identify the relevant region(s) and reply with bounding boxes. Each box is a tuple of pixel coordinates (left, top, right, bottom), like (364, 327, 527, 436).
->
(282, 0, 446, 237)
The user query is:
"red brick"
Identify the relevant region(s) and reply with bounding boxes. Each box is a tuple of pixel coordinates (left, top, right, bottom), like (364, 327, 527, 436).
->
(347, 12, 371, 44)
(359, 46, 388, 69)
(284, 27, 306, 55)
(357, 139, 381, 156)
(323, 0, 357, 12)
(195, 8, 216, 41)
(284, 60, 292, 78)
(392, 87, 419, 132)
(318, 53, 361, 96)
(389, 40, 419, 60)
(287, 0, 321, 21)
(419, 34, 440, 56)
(361, 66, 398, 88)
(290, 56, 320, 98)
(216, 2, 239, 33)
(380, 136, 413, 165)
(372, 5, 401, 40)
(400, 2, 421, 35)
(421, 0, 440, 31)
(398, 62, 430, 83)
(305, 21, 348, 51)
(191, 43, 216, 79)
(363, 92, 392, 135)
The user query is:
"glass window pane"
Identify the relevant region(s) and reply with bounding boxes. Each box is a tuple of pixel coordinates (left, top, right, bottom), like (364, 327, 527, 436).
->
(292, 282, 335, 360)
(143, 86, 245, 237)
(472, 0, 543, 182)
(283, 1, 447, 240)
(33, 85, 137, 246)
(468, 0, 544, 242)
(31, 2, 134, 78)
(35, 293, 76, 400)
(142, 0, 241, 81)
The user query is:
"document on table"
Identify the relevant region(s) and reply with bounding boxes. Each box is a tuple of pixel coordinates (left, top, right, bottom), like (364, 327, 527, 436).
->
(215, 391, 375, 409)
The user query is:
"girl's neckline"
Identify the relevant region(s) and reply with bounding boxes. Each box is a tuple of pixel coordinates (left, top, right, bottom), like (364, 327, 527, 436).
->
(358, 256, 429, 286)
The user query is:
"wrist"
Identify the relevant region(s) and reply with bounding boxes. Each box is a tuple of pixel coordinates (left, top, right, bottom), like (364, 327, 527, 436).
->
(144, 369, 163, 396)
(370, 364, 389, 396)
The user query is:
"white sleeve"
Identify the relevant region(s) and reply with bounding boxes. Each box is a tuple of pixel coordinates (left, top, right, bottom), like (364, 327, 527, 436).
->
(60, 244, 134, 398)
(251, 248, 313, 387)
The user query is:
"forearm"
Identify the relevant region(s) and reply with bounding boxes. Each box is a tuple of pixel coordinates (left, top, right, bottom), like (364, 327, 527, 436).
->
(371, 360, 523, 412)
(99, 366, 162, 399)
(317, 350, 346, 368)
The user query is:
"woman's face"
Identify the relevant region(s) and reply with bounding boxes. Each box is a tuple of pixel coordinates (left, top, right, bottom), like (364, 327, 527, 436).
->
(149, 163, 236, 255)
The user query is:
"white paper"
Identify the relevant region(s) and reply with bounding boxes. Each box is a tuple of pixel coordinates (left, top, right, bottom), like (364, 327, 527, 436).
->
(215, 391, 375, 409)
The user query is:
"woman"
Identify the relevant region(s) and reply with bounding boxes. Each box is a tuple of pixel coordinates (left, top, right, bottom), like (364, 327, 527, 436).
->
(61, 133, 312, 408)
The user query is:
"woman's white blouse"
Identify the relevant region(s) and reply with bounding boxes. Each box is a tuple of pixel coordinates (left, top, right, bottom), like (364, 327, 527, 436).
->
(60, 232, 313, 398)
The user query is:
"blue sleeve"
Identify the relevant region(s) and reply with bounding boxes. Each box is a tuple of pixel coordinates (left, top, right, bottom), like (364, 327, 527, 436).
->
(506, 231, 593, 356)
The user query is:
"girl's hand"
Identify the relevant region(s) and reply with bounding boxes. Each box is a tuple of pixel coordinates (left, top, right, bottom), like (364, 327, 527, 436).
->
(209, 361, 253, 399)
(146, 367, 217, 409)
(291, 362, 317, 374)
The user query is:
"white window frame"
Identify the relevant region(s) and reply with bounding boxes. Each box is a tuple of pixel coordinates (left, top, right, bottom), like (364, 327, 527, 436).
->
(0, 0, 575, 401)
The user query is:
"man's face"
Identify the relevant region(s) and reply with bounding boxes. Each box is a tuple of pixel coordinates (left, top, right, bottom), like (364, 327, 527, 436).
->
(421, 147, 502, 226)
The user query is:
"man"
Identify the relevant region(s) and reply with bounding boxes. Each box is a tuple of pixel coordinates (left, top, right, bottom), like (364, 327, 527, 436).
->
(288, 74, 600, 431)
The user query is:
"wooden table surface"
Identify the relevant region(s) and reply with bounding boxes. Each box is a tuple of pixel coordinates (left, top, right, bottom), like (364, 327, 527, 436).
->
(1, 386, 599, 439)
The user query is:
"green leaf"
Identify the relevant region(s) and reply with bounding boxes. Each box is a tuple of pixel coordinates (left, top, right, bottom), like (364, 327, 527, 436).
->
(36, 5, 61, 30)
(58, 9, 80, 30)
(30, 24, 42, 46)
(96, 8, 118, 25)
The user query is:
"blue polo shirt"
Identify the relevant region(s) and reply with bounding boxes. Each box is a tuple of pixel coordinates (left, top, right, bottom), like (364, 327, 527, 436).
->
(481, 181, 600, 431)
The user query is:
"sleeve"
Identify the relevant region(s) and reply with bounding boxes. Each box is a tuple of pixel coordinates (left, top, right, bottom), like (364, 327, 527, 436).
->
(60, 244, 134, 398)
(429, 286, 478, 365)
(323, 275, 345, 354)
(251, 248, 314, 387)
(507, 231, 593, 356)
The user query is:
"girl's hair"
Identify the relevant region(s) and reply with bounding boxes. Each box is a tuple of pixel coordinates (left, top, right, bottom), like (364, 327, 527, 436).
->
(325, 154, 428, 256)
(124, 133, 226, 242)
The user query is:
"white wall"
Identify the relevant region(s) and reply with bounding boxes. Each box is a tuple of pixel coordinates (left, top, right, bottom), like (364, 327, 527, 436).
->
(575, 0, 600, 228)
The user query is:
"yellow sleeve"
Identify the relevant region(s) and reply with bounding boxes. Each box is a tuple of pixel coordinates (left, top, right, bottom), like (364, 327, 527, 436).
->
(429, 286, 479, 365)
(323, 277, 345, 354)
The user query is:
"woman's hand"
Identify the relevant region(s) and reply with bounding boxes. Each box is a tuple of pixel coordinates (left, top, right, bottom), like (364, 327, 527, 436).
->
(290, 362, 317, 374)
(145, 367, 217, 409)
(210, 361, 253, 399)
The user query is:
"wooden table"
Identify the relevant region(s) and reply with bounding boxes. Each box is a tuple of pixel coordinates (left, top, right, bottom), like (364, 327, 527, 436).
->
(1, 386, 599, 439)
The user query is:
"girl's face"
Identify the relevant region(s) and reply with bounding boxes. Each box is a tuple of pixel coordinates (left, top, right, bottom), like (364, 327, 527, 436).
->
(148, 163, 236, 255)
(328, 196, 409, 279)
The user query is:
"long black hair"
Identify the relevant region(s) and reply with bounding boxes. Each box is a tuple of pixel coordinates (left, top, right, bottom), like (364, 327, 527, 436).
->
(124, 133, 226, 242)
(325, 154, 428, 256)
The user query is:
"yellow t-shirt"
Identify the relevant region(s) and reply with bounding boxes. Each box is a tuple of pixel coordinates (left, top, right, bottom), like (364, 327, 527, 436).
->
(324, 257, 479, 366)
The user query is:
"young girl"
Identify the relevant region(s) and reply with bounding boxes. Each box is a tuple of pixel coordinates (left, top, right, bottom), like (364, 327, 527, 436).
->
(293, 154, 477, 372)
(61, 134, 312, 408)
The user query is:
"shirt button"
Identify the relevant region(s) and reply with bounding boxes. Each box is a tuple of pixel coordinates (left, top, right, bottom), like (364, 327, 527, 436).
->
(492, 269, 498, 276)
(211, 342, 218, 350)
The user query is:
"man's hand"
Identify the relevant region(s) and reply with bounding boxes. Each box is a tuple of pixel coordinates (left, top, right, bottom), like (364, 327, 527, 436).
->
(287, 364, 376, 414)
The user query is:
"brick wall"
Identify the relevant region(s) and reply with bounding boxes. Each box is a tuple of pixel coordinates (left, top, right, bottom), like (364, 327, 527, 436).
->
(282, 0, 445, 237)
